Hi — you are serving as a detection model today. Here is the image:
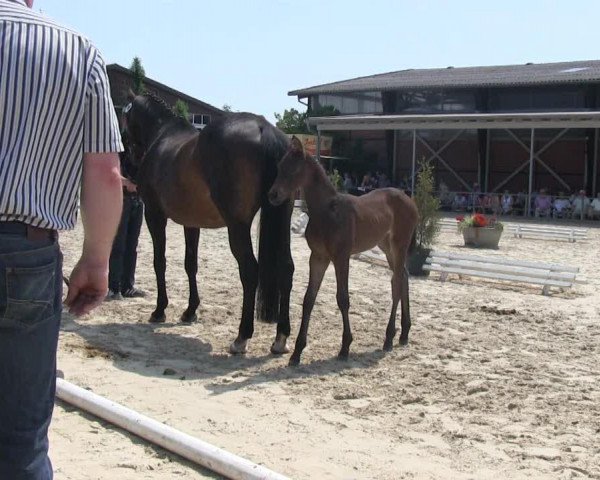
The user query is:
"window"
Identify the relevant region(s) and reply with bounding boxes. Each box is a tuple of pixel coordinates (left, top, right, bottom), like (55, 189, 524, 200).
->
(191, 114, 211, 129)
(315, 92, 382, 114)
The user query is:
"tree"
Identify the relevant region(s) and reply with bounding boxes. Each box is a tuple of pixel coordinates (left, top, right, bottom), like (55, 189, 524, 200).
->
(274, 108, 309, 134)
(174, 99, 189, 120)
(130, 56, 146, 94)
(222, 104, 233, 112)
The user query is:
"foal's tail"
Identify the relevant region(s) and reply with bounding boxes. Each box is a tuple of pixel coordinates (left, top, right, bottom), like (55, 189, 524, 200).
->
(256, 127, 294, 323)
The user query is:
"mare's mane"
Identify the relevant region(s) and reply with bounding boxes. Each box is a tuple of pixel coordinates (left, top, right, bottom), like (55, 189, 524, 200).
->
(141, 92, 193, 129)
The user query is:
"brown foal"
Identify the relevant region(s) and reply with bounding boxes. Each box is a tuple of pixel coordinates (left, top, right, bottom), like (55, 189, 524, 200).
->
(269, 136, 419, 366)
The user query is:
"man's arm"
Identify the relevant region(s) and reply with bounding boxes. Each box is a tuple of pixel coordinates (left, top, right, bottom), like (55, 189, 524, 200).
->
(64, 152, 122, 316)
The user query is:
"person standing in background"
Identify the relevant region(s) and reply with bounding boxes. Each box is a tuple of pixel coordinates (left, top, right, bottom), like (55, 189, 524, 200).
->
(0, 1, 123, 478)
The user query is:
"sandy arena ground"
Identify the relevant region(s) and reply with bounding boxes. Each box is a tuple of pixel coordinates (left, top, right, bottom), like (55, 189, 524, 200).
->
(49, 212, 600, 479)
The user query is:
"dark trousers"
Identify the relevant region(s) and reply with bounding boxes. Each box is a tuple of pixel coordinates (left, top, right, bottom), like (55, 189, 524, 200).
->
(109, 194, 144, 293)
(0, 228, 62, 480)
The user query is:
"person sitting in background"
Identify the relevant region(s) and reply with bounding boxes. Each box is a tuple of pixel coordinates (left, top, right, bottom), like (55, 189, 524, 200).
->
(534, 188, 552, 217)
(571, 189, 591, 219)
(342, 172, 355, 192)
(552, 192, 571, 218)
(501, 190, 513, 215)
(590, 192, 600, 220)
(452, 192, 468, 211)
(377, 172, 391, 188)
(361, 172, 376, 190)
(489, 193, 501, 215)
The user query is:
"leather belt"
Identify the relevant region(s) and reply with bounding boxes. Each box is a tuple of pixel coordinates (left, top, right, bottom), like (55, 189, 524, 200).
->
(0, 222, 57, 242)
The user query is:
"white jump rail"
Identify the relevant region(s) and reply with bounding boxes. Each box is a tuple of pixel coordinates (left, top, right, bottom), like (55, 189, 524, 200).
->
(55, 378, 290, 480)
(423, 250, 586, 295)
(439, 218, 459, 231)
(509, 224, 588, 242)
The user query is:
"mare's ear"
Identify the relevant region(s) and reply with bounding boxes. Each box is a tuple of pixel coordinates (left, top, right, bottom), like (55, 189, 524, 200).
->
(290, 135, 304, 153)
(127, 88, 136, 101)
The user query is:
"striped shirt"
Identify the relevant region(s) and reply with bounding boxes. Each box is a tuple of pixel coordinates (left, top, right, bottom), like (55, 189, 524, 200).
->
(0, 0, 123, 230)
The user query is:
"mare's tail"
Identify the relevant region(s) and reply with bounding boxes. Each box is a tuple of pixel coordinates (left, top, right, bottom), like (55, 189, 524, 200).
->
(256, 127, 294, 323)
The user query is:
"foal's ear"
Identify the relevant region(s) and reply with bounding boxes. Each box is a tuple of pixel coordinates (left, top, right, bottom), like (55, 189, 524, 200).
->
(127, 88, 136, 101)
(290, 135, 304, 153)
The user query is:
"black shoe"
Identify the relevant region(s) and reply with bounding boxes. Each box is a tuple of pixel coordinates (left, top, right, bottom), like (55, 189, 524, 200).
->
(105, 290, 123, 301)
(122, 287, 146, 298)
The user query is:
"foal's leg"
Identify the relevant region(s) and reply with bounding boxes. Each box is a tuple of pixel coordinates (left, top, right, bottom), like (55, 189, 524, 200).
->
(227, 222, 258, 354)
(145, 209, 168, 323)
(398, 264, 411, 346)
(333, 255, 353, 360)
(379, 243, 399, 351)
(289, 253, 329, 366)
(181, 227, 200, 324)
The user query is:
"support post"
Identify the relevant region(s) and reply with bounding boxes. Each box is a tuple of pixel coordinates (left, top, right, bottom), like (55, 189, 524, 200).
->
(527, 129, 535, 217)
(316, 129, 322, 164)
(392, 130, 398, 185)
(485, 129, 491, 192)
(593, 128, 598, 195)
(411, 129, 416, 194)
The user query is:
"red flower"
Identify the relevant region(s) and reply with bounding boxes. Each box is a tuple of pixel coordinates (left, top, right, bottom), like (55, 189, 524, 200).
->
(456, 215, 464, 222)
(472, 213, 488, 227)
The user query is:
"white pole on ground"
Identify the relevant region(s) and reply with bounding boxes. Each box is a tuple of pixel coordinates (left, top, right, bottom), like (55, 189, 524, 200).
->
(55, 378, 290, 480)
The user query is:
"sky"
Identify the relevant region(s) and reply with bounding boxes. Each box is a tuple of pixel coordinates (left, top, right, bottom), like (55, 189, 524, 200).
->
(35, 0, 600, 123)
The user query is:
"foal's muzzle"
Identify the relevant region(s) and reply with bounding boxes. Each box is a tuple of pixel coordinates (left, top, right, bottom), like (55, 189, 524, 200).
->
(268, 188, 284, 206)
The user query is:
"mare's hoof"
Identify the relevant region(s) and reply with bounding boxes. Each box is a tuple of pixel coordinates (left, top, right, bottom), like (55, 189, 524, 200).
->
(383, 341, 394, 352)
(337, 352, 349, 361)
(180, 312, 197, 324)
(270, 334, 290, 355)
(149, 313, 166, 324)
(229, 338, 248, 355)
(288, 355, 300, 367)
(399, 337, 409, 347)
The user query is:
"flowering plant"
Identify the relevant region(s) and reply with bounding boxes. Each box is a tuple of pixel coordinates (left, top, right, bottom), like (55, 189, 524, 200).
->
(456, 213, 503, 232)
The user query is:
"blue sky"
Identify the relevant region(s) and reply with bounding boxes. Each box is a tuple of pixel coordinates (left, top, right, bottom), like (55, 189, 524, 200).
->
(35, 0, 600, 122)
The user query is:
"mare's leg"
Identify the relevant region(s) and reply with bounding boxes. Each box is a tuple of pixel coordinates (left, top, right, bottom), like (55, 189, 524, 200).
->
(333, 255, 353, 360)
(271, 249, 294, 355)
(145, 209, 168, 323)
(289, 253, 329, 366)
(227, 222, 258, 354)
(181, 227, 200, 323)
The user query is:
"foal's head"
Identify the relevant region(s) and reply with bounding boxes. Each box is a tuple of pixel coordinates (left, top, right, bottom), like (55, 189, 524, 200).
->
(269, 136, 311, 206)
(122, 90, 185, 164)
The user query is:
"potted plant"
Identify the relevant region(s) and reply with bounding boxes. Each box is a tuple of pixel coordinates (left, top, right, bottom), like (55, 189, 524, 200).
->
(457, 213, 503, 248)
(408, 159, 441, 276)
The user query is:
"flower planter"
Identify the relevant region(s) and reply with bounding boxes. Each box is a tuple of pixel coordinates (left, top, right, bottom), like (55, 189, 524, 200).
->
(408, 247, 431, 276)
(462, 226, 502, 249)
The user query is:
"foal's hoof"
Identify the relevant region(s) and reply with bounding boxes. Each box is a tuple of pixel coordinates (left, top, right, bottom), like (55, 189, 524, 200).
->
(399, 337, 409, 347)
(229, 338, 248, 355)
(337, 351, 349, 361)
(288, 355, 301, 367)
(180, 312, 197, 324)
(270, 334, 290, 355)
(148, 313, 166, 324)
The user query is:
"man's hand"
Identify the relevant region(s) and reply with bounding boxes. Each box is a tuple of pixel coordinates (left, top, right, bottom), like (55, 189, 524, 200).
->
(64, 258, 109, 316)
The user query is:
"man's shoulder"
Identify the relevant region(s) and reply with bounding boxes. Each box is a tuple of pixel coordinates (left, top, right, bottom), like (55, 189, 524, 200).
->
(0, 1, 93, 47)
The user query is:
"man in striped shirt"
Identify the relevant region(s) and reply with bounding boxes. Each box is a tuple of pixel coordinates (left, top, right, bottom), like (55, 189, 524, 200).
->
(0, 1, 124, 478)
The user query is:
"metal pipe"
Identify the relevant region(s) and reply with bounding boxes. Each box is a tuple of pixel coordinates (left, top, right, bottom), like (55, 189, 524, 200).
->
(593, 128, 598, 195)
(527, 129, 535, 217)
(55, 378, 290, 480)
(316, 129, 321, 164)
(393, 130, 398, 184)
(484, 129, 491, 191)
(411, 129, 416, 193)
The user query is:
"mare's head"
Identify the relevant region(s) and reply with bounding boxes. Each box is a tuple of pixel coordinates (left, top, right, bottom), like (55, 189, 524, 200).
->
(122, 90, 184, 164)
(269, 136, 311, 206)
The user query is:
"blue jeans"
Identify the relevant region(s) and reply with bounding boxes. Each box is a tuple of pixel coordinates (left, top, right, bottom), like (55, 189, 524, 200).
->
(0, 229, 62, 480)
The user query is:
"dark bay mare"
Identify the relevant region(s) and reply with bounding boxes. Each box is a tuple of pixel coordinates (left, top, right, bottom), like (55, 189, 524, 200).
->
(123, 92, 294, 354)
(269, 136, 418, 365)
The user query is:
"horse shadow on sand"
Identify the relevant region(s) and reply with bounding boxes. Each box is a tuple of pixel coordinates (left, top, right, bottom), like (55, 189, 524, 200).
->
(60, 311, 392, 391)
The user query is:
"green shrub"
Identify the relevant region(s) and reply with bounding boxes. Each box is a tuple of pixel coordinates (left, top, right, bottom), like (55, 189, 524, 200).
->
(413, 159, 441, 249)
